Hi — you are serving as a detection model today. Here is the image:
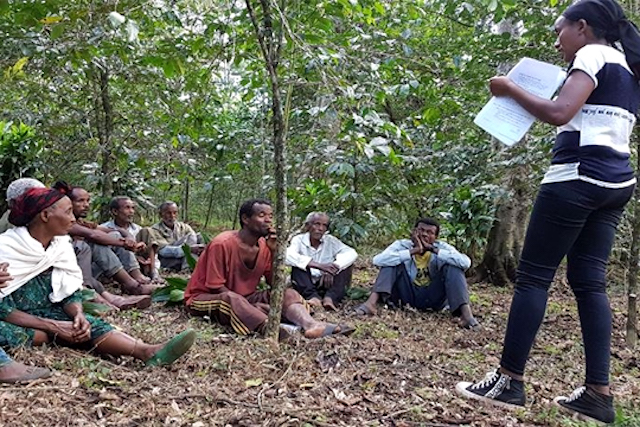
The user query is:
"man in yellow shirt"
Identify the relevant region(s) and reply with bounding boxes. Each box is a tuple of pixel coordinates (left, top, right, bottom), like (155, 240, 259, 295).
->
(355, 218, 479, 329)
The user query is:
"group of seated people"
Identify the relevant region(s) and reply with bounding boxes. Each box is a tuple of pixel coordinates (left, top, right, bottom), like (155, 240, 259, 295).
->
(0, 182, 197, 384)
(0, 181, 479, 384)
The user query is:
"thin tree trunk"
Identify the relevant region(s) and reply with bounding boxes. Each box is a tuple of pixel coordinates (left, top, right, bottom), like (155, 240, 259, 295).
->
(93, 64, 116, 221)
(183, 178, 190, 222)
(625, 134, 640, 347)
(205, 183, 216, 228)
(246, 0, 288, 344)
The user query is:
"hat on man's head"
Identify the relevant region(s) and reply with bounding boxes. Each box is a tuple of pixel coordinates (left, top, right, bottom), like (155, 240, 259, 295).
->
(6, 178, 45, 203)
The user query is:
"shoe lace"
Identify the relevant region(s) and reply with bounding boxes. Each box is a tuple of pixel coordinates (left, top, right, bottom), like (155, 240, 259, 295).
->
(565, 386, 586, 403)
(471, 370, 500, 390)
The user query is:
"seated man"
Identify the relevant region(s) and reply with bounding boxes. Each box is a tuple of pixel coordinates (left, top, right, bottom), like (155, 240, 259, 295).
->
(101, 196, 142, 237)
(286, 212, 357, 311)
(355, 217, 479, 329)
(100, 196, 156, 278)
(185, 199, 352, 339)
(0, 184, 195, 367)
(0, 262, 51, 383)
(138, 201, 204, 272)
(4, 180, 149, 310)
(69, 186, 156, 295)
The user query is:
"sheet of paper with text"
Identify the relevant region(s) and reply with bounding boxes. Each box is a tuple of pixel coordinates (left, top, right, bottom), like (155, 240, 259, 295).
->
(474, 57, 567, 146)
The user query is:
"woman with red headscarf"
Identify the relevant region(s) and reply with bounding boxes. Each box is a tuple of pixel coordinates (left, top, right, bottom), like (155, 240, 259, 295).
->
(0, 184, 195, 367)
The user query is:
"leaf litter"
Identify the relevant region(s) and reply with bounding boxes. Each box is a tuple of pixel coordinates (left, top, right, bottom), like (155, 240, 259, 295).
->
(0, 264, 638, 426)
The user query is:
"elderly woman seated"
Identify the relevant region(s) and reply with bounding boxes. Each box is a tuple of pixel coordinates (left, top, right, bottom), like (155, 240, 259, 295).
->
(0, 184, 195, 366)
(0, 263, 50, 383)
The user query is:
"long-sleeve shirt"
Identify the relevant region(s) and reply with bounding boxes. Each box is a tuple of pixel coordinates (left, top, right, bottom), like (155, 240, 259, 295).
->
(372, 238, 470, 283)
(100, 220, 142, 237)
(143, 221, 197, 258)
(285, 232, 357, 279)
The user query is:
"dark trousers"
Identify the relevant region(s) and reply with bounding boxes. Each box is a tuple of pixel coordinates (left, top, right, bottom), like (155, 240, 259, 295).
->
(372, 263, 469, 314)
(73, 241, 105, 294)
(291, 266, 353, 303)
(501, 181, 634, 386)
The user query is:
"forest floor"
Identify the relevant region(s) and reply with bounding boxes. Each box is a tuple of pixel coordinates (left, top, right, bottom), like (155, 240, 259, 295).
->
(1, 261, 639, 427)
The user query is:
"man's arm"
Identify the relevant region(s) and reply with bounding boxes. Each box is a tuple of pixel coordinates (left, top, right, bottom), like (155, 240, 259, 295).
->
(69, 224, 135, 250)
(372, 239, 413, 267)
(285, 235, 312, 269)
(96, 224, 134, 239)
(328, 236, 358, 270)
(203, 242, 232, 293)
(433, 241, 471, 270)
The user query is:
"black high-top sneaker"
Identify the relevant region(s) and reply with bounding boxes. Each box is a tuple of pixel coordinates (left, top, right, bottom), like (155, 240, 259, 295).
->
(456, 369, 526, 410)
(553, 386, 615, 424)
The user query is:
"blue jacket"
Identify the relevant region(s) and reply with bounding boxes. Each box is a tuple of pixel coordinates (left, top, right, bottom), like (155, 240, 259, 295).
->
(372, 239, 471, 283)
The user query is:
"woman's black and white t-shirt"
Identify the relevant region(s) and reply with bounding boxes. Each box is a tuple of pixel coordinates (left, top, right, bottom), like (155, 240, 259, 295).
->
(542, 44, 640, 188)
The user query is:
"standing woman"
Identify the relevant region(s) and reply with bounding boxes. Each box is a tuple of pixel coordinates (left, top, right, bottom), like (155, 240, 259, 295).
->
(456, 0, 640, 424)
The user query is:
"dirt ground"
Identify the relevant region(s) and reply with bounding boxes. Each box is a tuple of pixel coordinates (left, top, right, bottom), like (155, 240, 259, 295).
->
(1, 263, 639, 427)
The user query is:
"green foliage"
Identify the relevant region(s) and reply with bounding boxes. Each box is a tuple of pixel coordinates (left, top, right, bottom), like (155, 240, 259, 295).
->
(346, 286, 370, 301)
(78, 289, 111, 316)
(181, 243, 198, 270)
(0, 121, 44, 211)
(439, 185, 501, 260)
(152, 277, 188, 304)
(0, 0, 619, 261)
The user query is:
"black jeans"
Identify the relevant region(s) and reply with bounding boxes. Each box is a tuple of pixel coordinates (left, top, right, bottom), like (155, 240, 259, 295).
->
(501, 180, 634, 386)
(291, 266, 353, 303)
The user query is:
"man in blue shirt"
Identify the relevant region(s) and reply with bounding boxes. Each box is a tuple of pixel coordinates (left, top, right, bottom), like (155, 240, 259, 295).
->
(355, 217, 479, 329)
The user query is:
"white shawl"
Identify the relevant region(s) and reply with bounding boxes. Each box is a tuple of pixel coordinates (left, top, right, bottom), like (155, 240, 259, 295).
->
(0, 227, 83, 303)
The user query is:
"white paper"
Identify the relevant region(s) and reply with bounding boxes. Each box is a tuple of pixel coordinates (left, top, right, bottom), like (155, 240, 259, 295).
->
(474, 57, 567, 146)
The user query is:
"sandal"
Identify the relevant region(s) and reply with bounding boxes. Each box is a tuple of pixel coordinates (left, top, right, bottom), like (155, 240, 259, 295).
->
(145, 329, 196, 367)
(0, 363, 51, 384)
(460, 317, 481, 331)
(353, 303, 376, 316)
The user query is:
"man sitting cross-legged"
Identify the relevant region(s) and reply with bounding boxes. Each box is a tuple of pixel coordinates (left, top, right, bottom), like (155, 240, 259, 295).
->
(355, 217, 479, 329)
(100, 196, 158, 279)
(185, 199, 353, 339)
(68, 186, 157, 295)
(286, 212, 357, 311)
(138, 201, 205, 274)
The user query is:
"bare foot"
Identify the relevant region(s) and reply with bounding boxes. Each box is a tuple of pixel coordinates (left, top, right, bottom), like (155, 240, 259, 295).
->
(353, 303, 376, 316)
(130, 269, 152, 285)
(304, 322, 337, 339)
(322, 297, 337, 311)
(91, 292, 119, 312)
(307, 297, 322, 308)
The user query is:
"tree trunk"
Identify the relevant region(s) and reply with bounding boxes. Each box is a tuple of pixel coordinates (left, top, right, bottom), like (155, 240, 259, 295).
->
(246, 0, 288, 344)
(93, 63, 116, 221)
(473, 164, 529, 286)
(183, 178, 190, 222)
(625, 133, 640, 347)
(205, 182, 216, 228)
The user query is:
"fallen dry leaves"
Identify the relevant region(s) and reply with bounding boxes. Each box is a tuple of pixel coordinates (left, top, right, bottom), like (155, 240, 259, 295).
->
(1, 264, 639, 426)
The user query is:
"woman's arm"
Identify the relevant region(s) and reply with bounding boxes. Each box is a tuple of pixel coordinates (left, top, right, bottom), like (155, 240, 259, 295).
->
(490, 69, 595, 126)
(63, 302, 91, 342)
(4, 309, 87, 342)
